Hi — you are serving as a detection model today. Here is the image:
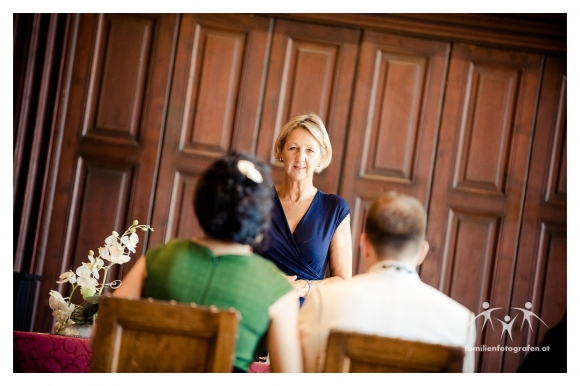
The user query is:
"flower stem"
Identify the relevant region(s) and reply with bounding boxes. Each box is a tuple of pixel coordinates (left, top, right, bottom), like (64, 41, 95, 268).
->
(98, 264, 113, 295)
(67, 284, 78, 306)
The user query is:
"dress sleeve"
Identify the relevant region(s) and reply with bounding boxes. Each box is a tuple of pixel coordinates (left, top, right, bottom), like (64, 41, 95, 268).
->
(332, 194, 351, 227)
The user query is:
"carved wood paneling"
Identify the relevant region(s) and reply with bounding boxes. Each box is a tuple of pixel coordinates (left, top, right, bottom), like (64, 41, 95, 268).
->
(33, 13, 178, 333)
(361, 50, 427, 182)
(91, 16, 153, 138)
(532, 223, 567, 338)
(452, 63, 520, 195)
(504, 56, 567, 372)
(340, 31, 450, 235)
(442, 209, 500, 313)
(165, 172, 202, 242)
(181, 24, 247, 155)
(255, 19, 359, 194)
(545, 85, 567, 205)
(148, 14, 272, 247)
(350, 197, 371, 276)
(421, 44, 542, 372)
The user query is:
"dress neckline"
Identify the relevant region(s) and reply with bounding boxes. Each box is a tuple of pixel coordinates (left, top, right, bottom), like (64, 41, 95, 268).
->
(274, 187, 319, 236)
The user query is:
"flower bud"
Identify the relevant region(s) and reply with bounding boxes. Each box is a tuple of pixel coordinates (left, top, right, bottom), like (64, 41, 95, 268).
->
(130, 228, 136, 233)
(88, 250, 94, 256)
(112, 231, 119, 237)
(133, 220, 139, 225)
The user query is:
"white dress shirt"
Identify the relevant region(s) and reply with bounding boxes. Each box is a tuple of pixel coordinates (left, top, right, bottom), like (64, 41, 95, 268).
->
(298, 260, 476, 372)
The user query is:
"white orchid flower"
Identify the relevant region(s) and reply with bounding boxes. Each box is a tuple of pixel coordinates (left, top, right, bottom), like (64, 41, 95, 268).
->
(83, 255, 104, 279)
(108, 242, 130, 264)
(52, 303, 75, 323)
(56, 270, 76, 284)
(49, 290, 67, 310)
(104, 232, 119, 246)
(121, 232, 139, 253)
(76, 265, 98, 288)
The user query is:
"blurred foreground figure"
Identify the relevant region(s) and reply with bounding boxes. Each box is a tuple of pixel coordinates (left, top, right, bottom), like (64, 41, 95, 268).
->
(299, 191, 476, 372)
(113, 152, 302, 373)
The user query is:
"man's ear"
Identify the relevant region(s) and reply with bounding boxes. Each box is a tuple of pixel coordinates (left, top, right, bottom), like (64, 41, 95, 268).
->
(415, 240, 429, 267)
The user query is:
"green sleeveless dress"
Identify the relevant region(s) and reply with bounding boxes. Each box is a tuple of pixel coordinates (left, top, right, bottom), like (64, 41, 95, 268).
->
(143, 239, 293, 371)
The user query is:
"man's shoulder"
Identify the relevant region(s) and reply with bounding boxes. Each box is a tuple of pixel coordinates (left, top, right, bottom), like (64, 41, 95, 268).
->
(415, 280, 473, 316)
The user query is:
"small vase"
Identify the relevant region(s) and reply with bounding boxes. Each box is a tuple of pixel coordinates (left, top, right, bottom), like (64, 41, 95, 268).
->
(54, 322, 93, 339)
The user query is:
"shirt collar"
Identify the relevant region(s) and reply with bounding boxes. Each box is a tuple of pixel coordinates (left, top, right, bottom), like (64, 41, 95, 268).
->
(368, 259, 419, 275)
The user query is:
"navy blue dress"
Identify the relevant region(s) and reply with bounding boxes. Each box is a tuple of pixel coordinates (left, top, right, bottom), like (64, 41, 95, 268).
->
(254, 188, 350, 304)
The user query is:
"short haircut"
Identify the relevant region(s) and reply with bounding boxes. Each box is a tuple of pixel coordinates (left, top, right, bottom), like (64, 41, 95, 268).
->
(364, 191, 426, 258)
(273, 112, 332, 173)
(194, 152, 273, 245)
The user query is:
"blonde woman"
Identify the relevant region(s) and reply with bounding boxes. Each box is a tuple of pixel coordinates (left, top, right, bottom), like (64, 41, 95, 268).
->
(254, 113, 353, 306)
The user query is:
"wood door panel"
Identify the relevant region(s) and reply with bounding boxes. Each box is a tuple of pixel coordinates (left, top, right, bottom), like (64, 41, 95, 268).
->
(361, 50, 428, 182)
(442, 209, 501, 310)
(164, 172, 202, 242)
(452, 63, 520, 195)
(64, 160, 132, 296)
(181, 24, 247, 155)
(92, 15, 153, 137)
(34, 13, 178, 333)
(340, 31, 450, 274)
(503, 56, 566, 372)
(255, 19, 359, 194)
(532, 223, 567, 337)
(422, 44, 542, 372)
(148, 14, 272, 247)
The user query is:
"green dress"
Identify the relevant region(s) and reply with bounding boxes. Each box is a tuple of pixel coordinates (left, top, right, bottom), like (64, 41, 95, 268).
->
(143, 239, 292, 371)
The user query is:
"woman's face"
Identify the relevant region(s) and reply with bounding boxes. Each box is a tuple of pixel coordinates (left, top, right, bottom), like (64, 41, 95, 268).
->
(281, 128, 323, 183)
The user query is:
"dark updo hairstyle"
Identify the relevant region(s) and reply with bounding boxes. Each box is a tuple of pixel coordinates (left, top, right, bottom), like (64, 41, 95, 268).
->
(193, 151, 273, 245)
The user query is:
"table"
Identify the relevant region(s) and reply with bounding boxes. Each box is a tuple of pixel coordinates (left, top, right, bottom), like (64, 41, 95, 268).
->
(13, 330, 270, 373)
(13, 330, 91, 372)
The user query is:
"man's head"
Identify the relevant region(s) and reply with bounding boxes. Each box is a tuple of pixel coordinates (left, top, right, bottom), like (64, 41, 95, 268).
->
(361, 191, 429, 268)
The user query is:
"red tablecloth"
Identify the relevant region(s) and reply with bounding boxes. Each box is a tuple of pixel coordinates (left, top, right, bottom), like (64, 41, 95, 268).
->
(13, 330, 270, 373)
(13, 330, 91, 373)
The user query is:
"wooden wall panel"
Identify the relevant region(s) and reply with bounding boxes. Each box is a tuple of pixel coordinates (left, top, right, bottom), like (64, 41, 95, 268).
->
(255, 19, 359, 194)
(33, 13, 178, 333)
(92, 16, 152, 136)
(361, 52, 425, 181)
(533, 223, 567, 337)
(504, 56, 566, 372)
(183, 25, 246, 154)
(164, 173, 202, 242)
(443, 210, 500, 309)
(148, 14, 272, 247)
(453, 64, 519, 194)
(421, 44, 542, 372)
(340, 31, 450, 273)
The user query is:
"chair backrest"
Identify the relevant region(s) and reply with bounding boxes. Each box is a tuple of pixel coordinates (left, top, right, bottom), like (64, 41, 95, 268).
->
(324, 329, 465, 373)
(90, 296, 240, 372)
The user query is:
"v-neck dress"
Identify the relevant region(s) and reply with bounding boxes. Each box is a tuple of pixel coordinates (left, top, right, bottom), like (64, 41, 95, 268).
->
(254, 187, 350, 295)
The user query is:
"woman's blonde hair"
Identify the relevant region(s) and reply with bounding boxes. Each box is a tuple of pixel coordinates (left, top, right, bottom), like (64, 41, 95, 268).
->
(273, 113, 332, 173)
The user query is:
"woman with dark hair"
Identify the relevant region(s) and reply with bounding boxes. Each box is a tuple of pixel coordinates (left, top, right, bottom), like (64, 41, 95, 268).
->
(113, 152, 302, 373)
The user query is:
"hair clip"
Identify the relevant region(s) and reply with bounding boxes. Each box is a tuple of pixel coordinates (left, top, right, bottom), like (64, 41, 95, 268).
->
(237, 160, 263, 183)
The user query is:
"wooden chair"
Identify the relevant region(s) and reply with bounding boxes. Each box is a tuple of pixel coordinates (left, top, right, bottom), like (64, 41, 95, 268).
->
(324, 329, 465, 373)
(90, 296, 240, 372)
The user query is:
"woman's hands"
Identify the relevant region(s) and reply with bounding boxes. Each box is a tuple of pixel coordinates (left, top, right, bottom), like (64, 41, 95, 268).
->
(285, 275, 312, 298)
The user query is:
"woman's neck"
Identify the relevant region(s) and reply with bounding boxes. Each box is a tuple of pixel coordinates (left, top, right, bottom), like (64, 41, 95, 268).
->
(277, 178, 317, 203)
(193, 236, 252, 256)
